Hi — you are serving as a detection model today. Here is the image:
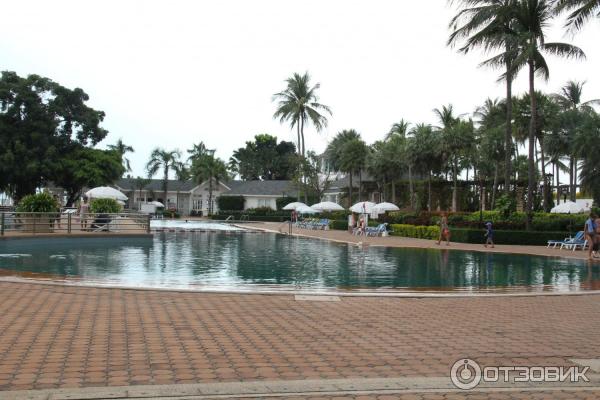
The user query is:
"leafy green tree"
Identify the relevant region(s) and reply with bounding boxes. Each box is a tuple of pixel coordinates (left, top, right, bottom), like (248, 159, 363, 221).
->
(482, 0, 585, 228)
(229, 134, 299, 180)
(297, 151, 332, 201)
(555, 0, 600, 32)
(448, 0, 518, 195)
(145, 148, 182, 206)
(0, 71, 108, 200)
(107, 139, 134, 174)
(387, 121, 412, 206)
(325, 129, 362, 172)
(574, 111, 600, 206)
(272, 72, 332, 157)
(53, 146, 125, 206)
(132, 176, 151, 209)
(191, 153, 229, 215)
(187, 142, 214, 160)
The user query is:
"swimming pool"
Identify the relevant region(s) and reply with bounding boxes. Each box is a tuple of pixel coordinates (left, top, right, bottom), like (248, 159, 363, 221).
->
(149, 220, 243, 231)
(0, 232, 596, 293)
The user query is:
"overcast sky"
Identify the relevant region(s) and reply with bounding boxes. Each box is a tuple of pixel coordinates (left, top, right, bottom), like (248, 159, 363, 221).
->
(2, 0, 599, 178)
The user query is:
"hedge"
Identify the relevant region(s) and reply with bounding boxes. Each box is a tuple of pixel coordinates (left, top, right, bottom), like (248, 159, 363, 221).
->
(329, 220, 348, 230)
(217, 196, 245, 211)
(209, 214, 290, 222)
(390, 223, 571, 246)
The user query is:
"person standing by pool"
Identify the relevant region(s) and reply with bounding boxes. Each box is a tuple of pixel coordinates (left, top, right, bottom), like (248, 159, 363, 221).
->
(484, 221, 494, 248)
(584, 213, 597, 259)
(436, 213, 450, 246)
(79, 197, 89, 231)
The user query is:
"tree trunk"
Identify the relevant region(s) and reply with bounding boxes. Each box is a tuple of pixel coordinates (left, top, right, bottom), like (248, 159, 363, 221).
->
(359, 170, 363, 202)
(427, 171, 432, 211)
(408, 164, 414, 210)
(452, 161, 458, 212)
(556, 162, 560, 205)
(208, 179, 213, 215)
(539, 137, 548, 212)
(163, 166, 169, 208)
(300, 118, 305, 158)
(348, 173, 353, 207)
(573, 156, 578, 201)
(569, 156, 575, 202)
(526, 60, 536, 231)
(491, 167, 498, 210)
(504, 59, 513, 195)
(391, 179, 396, 204)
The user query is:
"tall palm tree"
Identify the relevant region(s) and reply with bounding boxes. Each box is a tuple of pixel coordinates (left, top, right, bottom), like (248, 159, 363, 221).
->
(187, 141, 215, 160)
(482, 0, 585, 228)
(553, 80, 599, 201)
(386, 119, 410, 141)
(448, 0, 518, 195)
(191, 154, 229, 216)
(555, 0, 600, 32)
(145, 148, 182, 208)
(410, 123, 441, 211)
(339, 138, 368, 206)
(108, 139, 134, 174)
(272, 72, 332, 158)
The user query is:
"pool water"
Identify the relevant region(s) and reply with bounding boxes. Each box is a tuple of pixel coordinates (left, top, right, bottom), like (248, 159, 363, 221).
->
(150, 220, 242, 231)
(0, 232, 597, 292)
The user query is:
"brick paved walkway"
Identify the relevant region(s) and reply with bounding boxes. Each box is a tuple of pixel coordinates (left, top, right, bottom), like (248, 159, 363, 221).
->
(1, 281, 600, 396)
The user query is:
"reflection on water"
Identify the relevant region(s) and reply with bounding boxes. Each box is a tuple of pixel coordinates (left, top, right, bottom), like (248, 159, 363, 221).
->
(0, 233, 598, 292)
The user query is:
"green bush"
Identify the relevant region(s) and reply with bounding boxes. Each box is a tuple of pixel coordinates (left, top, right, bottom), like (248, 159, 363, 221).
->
(329, 220, 348, 230)
(17, 193, 59, 213)
(390, 224, 440, 240)
(276, 196, 298, 210)
(160, 209, 180, 219)
(90, 198, 121, 214)
(218, 196, 245, 211)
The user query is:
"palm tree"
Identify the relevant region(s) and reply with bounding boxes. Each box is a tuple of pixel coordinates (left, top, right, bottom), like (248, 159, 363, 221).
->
(146, 148, 182, 208)
(448, 0, 518, 196)
(108, 139, 134, 174)
(555, 0, 600, 32)
(410, 123, 441, 211)
(339, 138, 368, 206)
(132, 176, 150, 210)
(187, 142, 215, 160)
(191, 154, 229, 216)
(386, 119, 410, 141)
(553, 80, 600, 200)
(272, 72, 332, 158)
(482, 0, 585, 228)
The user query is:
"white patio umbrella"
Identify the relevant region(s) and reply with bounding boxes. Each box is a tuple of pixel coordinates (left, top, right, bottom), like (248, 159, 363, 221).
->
(150, 201, 165, 207)
(373, 202, 400, 213)
(550, 201, 585, 214)
(85, 186, 128, 201)
(296, 205, 319, 214)
(311, 201, 344, 212)
(350, 201, 376, 214)
(282, 202, 308, 211)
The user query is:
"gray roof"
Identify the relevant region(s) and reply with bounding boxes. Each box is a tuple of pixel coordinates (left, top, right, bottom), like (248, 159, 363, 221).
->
(222, 180, 296, 196)
(114, 178, 198, 192)
(114, 178, 296, 197)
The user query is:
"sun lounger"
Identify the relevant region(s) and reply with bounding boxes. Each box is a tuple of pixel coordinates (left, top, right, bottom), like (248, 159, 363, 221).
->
(559, 231, 588, 251)
(548, 231, 583, 249)
(365, 223, 388, 237)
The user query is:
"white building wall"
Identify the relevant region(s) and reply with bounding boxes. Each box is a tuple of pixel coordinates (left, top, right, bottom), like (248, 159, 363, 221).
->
(243, 196, 277, 210)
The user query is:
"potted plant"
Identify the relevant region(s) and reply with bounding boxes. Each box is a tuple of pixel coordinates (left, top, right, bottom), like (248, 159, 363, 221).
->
(16, 192, 60, 233)
(89, 198, 122, 231)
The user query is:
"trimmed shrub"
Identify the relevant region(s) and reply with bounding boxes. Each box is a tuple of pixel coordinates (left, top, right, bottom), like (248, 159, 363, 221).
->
(218, 196, 245, 211)
(329, 220, 348, 230)
(90, 198, 121, 214)
(276, 196, 297, 210)
(390, 224, 440, 240)
(17, 193, 59, 213)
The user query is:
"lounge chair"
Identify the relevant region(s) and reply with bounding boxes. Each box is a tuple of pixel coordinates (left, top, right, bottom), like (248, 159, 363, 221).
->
(559, 231, 588, 251)
(366, 223, 388, 237)
(548, 231, 583, 248)
(91, 214, 112, 232)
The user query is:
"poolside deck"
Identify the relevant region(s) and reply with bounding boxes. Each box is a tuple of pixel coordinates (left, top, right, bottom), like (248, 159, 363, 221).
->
(242, 222, 596, 262)
(0, 281, 599, 399)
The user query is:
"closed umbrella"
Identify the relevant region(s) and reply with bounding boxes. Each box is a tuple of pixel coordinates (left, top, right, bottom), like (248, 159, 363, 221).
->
(85, 186, 128, 201)
(350, 201, 376, 214)
(373, 202, 400, 213)
(311, 201, 344, 212)
(283, 202, 308, 211)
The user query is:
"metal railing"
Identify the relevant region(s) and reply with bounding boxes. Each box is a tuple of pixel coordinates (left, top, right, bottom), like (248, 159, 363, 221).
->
(0, 211, 151, 236)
